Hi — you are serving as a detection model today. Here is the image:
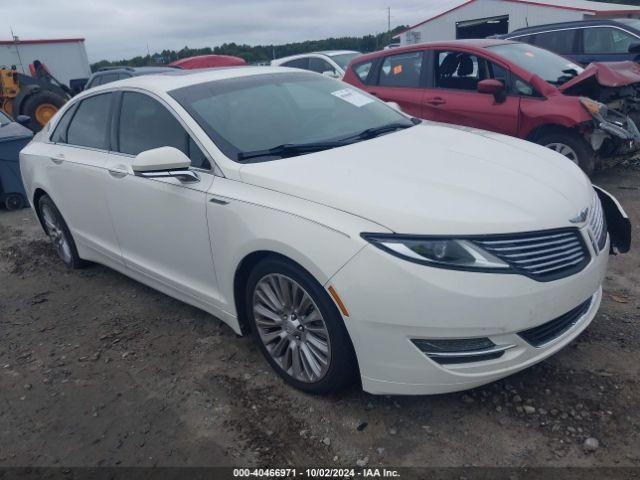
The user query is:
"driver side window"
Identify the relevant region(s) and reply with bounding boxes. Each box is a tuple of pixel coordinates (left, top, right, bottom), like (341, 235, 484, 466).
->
(117, 92, 211, 170)
(435, 51, 508, 92)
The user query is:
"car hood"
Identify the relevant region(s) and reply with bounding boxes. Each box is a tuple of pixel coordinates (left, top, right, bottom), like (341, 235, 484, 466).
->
(0, 121, 33, 141)
(559, 61, 640, 93)
(238, 123, 593, 235)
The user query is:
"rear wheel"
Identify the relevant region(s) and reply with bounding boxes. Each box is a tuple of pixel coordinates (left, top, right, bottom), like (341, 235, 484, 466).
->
(22, 90, 66, 131)
(37, 195, 85, 269)
(537, 132, 595, 176)
(246, 257, 357, 394)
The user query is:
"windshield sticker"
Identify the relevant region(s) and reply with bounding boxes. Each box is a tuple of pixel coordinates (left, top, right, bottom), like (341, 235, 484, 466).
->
(331, 88, 374, 107)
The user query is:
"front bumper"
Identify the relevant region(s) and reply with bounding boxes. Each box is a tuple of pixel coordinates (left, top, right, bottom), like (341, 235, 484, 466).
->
(591, 112, 640, 155)
(329, 228, 609, 395)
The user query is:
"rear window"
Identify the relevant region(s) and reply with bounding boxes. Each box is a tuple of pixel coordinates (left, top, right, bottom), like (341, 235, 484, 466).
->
(533, 29, 577, 55)
(352, 61, 374, 84)
(66, 93, 112, 149)
(378, 51, 423, 88)
(282, 58, 309, 70)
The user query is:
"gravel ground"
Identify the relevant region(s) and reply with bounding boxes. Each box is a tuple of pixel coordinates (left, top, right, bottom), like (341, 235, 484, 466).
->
(0, 166, 638, 469)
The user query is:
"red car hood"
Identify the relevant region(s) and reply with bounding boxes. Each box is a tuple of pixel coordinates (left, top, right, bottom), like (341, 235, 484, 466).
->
(559, 61, 640, 92)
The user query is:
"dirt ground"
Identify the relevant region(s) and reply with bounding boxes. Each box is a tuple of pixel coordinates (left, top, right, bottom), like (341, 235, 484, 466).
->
(0, 165, 638, 470)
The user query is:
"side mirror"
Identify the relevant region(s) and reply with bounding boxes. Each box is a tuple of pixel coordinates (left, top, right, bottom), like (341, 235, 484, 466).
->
(478, 79, 506, 102)
(132, 146, 199, 183)
(629, 42, 640, 53)
(322, 70, 340, 79)
(16, 115, 31, 126)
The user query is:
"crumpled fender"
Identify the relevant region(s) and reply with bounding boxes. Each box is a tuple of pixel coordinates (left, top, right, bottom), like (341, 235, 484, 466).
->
(560, 61, 640, 92)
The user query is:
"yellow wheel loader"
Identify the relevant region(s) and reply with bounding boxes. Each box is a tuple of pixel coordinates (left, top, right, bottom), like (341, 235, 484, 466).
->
(0, 60, 71, 131)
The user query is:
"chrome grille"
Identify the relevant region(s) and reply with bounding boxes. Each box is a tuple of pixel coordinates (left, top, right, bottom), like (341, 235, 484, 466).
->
(587, 190, 607, 251)
(474, 229, 589, 281)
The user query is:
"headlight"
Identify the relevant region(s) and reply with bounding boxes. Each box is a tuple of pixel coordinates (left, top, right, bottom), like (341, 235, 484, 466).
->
(580, 97, 607, 119)
(361, 234, 509, 270)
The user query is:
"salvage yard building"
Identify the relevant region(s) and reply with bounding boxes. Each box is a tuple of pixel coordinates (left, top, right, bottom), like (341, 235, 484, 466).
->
(396, 0, 640, 45)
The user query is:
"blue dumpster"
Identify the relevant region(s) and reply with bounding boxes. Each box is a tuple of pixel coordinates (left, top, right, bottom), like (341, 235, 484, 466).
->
(0, 112, 33, 210)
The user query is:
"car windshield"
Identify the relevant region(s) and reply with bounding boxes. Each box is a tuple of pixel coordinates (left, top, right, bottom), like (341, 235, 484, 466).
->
(328, 52, 361, 70)
(169, 72, 414, 162)
(487, 43, 584, 86)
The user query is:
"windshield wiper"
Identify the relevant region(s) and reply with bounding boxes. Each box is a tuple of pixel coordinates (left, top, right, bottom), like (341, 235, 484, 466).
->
(237, 119, 419, 161)
(346, 120, 418, 142)
(237, 140, 349, 161)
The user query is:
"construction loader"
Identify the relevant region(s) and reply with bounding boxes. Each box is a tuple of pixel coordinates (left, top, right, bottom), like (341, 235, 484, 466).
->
(0, 60, 71, 131)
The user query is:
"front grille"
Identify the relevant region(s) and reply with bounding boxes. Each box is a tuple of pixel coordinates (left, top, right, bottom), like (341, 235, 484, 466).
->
(518, 297, 593, 347)
(587, 190, 607, 251)
(473, 229, 590, 281)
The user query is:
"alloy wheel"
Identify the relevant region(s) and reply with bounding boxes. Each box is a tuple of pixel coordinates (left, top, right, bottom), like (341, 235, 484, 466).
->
(41, 204, 72, 264)
(253, 273, 331, 383)
(545, 142, 579, 164)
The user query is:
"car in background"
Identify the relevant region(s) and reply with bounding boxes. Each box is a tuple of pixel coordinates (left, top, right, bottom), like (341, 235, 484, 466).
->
(19, 67, 630, 395)
(271, 51, 361, 79)
(169, 54, 246, 69)
(84, 66, 179, 90)
(0, 110, 32, 209)
(343, 39, 640, 174)
(502, 19, 640, 65)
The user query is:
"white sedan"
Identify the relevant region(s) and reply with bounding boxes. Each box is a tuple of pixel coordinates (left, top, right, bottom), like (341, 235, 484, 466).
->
(20, 67, 630, 395)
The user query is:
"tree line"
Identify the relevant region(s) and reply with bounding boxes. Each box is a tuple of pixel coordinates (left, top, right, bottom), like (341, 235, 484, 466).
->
(90, 27, 406, 71)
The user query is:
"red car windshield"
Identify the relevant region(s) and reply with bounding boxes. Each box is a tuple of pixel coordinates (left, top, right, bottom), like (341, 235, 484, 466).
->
(487, 43, 584, 86)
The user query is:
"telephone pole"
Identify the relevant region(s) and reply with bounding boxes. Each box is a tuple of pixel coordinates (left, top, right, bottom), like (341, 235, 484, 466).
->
(387, 7, 391, 32)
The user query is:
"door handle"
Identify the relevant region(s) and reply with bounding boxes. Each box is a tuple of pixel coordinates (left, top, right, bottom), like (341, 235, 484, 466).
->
(426, 97, 446, 106)
(108, 164, 128, 178)
(50, 154, 65, 165)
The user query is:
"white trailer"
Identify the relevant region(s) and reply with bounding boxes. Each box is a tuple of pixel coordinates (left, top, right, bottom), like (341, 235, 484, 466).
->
(0, 38, 91, 87)
(396, 0, 640, 45)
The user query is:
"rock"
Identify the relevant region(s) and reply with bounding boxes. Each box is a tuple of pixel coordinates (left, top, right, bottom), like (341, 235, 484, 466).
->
(23, 384, 32, 390)
(461, 394, 474, 404)
(513, 395, 523, 403)
(389, 427, 397, 435)
(299, 430, 308, 437)
(583, 437, 599, 452)
(523, 405, 536, 414)
(321, 437, 331, 446)
(357, 421, 368, 431)
(356, 456, 369, 467)
(377, 447, 385, 455)
(364, 402, 374, 411)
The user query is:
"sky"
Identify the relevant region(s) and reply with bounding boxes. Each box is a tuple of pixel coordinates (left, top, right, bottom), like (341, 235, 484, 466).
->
(3, 0, 467, 62)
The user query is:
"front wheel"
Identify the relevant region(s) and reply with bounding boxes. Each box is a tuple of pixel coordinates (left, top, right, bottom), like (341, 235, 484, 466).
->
(246, 257, 358, 394)
(537, 132, 595, 176)
(38, 195, 85, 269)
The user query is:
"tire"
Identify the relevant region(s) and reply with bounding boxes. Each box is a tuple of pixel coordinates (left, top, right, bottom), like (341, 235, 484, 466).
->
(5, 193, 25, 210)
(37, 195, 85, 269)
(21, 90, 66, 131)
(537, 132, 595, 176)
(245, 256, 358, 394)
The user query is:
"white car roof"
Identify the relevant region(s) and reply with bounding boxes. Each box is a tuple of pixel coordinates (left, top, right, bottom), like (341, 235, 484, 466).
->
(271, 51, 359, 64)
(79, 66, 297, 97)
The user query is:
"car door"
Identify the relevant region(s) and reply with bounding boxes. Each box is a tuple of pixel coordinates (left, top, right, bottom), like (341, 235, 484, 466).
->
(365, 50, 426, 118)
(45, 92, 123, 264)
(574, 26, 640, 64)
(102, 90, 221, 306)
(421, 50, 520, 137)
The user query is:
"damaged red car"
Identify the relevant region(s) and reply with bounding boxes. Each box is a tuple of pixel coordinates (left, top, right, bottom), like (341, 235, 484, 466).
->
(343, 39, 640, 174)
